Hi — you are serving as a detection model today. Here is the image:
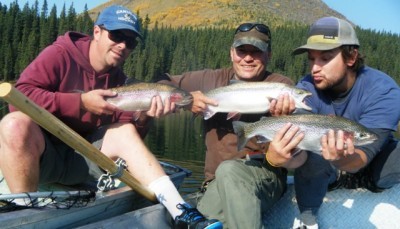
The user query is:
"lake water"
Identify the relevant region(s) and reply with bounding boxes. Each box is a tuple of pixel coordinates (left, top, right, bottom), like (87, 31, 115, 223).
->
(145, 111, 207, 195)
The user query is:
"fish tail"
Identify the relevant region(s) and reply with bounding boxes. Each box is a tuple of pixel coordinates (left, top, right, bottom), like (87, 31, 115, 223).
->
(232, 121, 248, 151)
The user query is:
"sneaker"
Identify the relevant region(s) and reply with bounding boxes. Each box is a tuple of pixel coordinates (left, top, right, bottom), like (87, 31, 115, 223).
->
(174, 203, 223, 229)
(292, 210, 319, 229)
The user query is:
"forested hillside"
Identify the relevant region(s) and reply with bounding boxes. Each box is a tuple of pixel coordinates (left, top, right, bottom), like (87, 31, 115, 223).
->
(90, 0, 346, 29)
(0, 0, 399, 87)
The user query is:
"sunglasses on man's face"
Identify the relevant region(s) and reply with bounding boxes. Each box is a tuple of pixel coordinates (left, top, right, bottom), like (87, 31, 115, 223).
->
(100, 27, 138, 49)
(235, 23, 271, 39)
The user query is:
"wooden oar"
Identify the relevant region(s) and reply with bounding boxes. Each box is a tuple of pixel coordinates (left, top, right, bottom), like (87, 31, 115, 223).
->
(0, 82, 157, 202)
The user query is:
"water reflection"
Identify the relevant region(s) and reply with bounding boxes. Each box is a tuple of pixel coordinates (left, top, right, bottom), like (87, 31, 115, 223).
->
(145, 111, 206, 195)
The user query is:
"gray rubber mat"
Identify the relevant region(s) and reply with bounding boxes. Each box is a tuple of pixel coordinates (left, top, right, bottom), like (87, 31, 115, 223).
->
(264, 181, 400, 228)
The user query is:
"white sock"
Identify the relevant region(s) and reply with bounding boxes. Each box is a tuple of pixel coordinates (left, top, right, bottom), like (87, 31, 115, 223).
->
(12, 197, 37, 207)
(148, 175, 186, 218)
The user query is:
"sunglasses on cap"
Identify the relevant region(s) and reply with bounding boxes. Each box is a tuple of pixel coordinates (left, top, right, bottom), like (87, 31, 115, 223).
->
(235, 23, 271, 39)
(100, 26, 139, 50)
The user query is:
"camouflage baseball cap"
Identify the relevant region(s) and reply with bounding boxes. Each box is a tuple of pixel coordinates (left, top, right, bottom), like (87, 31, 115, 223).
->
(232, 23, 271, 52)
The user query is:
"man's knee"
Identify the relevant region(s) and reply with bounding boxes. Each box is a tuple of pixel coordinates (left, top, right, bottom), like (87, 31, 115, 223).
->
(215, 159, 253, 182)
(105, 122, 139, 137)
(0, 111, 44, 154)
(215, 160, 240, 177)
(1, 112, 37, 139)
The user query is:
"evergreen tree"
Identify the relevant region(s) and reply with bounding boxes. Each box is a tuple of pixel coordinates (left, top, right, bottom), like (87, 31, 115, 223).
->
(76, 4, 94, 34)
(58, 3, 67, 34)
(47, 5, 58, 43)
(39, 0, 50, 50)
(66, 3, 76, 31)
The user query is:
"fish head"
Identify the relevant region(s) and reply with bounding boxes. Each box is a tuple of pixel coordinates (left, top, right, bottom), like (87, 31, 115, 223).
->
(352, 130, 379, 146)
(292, 87, 312, 98)
(290, 87, 312, 111)
(170, 88, 193, 107)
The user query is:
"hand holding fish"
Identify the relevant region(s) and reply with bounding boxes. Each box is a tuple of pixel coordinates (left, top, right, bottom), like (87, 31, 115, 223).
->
(189, 91, 218, 114)
(266, 123, 306, 168)
(145, 96, 176, 118)
(321, 129, 356, 161)
(269, 93, 296, 116)
(81, 89, 118, 115)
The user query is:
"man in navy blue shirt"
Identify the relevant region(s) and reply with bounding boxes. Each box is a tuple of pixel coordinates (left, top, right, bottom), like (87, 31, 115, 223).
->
(289, 16, 400, 228)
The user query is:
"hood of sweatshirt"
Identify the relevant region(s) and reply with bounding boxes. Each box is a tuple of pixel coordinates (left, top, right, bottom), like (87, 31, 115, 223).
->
(54, 32, 94, 73)
(52, 31, 126, 91)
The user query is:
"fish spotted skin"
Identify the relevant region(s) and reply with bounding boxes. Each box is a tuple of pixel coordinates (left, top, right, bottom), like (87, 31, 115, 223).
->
(232, 114, 378, 154)
(106, 82, 193, 111)
(203, 82, 312, 120)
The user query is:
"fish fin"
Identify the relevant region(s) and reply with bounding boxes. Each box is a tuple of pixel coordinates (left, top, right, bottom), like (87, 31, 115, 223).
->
(291, 148, 302, 157)
(255, 136, 269, 144)
(292, 108, 313, 115)
(151, 73, 172, 83)
(265, 97, 272, 112)
(227, 112, 241, 120)
(203, 109, 216, 120)
(132, 111, 142, 121)
(71, 89, 85, 93)
(229, 79, 245, 85)
(232, 120, 249, 151)
(124, 77, 143, 85)
(266, 96, 274, 102)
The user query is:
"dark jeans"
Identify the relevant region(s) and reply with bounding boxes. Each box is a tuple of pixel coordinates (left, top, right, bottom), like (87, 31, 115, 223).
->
(294, 138, 400, 214)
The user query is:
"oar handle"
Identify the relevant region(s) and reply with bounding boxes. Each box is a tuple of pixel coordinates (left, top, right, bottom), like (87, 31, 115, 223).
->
(0, 83, 156, 202)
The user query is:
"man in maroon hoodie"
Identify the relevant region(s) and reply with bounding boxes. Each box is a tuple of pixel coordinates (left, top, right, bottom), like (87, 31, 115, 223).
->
(0, 5, 221, 229)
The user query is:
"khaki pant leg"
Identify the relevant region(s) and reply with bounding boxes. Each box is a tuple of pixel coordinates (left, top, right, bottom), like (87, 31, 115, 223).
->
(198, 159, 286, 229)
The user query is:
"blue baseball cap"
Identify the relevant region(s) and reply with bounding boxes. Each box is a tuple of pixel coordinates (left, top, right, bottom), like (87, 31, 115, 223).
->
(95, 5, 143, 39)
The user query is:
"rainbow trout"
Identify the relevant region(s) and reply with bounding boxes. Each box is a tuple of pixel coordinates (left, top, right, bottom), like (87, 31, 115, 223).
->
(106, 82, 193, 111)
(232, 114, 378, 154)
(203, 82, 312, 120)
